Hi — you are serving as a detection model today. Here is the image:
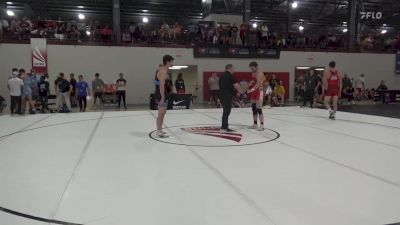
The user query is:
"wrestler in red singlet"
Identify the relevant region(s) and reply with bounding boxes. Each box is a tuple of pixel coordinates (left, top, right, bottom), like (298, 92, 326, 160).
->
(324, 61, 342, 120)
(325, 69, 340, 97)
(247, 61, 265, 131)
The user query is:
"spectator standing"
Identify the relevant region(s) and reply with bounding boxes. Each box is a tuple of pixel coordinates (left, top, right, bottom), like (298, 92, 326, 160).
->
(116, 73, 127, 110)
(355, 74, 366, 100)
(208, 73, 220, 105)
(70, 73, 77, 107)
(160, 22, 170, 41)
(165, 76, 173, 94)
(92, 73, 104, 109)
(44, 73, 50, 82)
(30, 70, 40, 108)
(175, 73, 185, 94)
(377, 80, 388, 103)
(38, 75, 50, 113)
(76, 75, 90, 112)
(315, 73, 323, 103)
(0, 96, 5, 113)
(302, 70, 317, 108)
(57, 73, 72, 112)
(0, 19, 3, 40)
(54, 73, 64, 110)
(9, 68, 18, 79)
(261, 24, 269, 47)
(230, 24, 239, 44)
(1, 18, 9, 30)
(129, 23, 136, 42)
(7, 70, 23, 115)
(101, 25, 113, 42)
(173, 22, 182, 39)
(21, 70, 36, 114)
(240, 22, 249, 46)
(355, 74, 366, 92)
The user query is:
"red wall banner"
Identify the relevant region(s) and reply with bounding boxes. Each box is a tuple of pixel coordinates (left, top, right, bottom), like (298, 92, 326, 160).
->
(203, 72, 290, 101)
(31, 38, 48, 73)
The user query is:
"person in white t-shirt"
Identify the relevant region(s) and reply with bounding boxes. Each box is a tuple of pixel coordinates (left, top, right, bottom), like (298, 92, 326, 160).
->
(208, 73, 220, 106)
(355, 74, 366, 100)
(8, 71, 24, 115)
(261, 24, 269, 47)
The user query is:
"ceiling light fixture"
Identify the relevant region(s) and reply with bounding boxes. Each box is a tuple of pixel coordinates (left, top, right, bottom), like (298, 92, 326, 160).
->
(296, 66, 311, 70)
(7, 10, 15, 16)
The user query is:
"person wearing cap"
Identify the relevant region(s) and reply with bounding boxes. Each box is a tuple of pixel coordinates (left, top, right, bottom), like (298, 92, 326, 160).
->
(7, 69, 24, 115)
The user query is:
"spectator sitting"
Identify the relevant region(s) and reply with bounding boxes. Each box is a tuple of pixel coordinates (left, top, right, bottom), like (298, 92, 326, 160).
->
(341, 86, 355, 103)
(342, 73, 352, 89)
(238, 79, 248, 93)
(273, 80, 285, 106)
(377, 80, 388, 91)
(363, 89, 374, 101)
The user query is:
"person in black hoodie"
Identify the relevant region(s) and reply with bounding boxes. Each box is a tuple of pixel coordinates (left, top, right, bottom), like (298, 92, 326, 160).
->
(175, 73, 185, 94)
(38, 75, 50, 113)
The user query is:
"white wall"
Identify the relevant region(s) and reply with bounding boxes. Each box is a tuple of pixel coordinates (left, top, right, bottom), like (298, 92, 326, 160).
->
(1, 43, 399, 104)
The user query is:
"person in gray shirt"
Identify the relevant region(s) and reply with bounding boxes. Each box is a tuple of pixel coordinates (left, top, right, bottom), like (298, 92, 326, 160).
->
(92, 73, 104, 109)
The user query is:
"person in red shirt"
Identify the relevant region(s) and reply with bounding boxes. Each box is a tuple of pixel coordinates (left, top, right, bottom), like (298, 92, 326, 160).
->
(100, 25, 113, 41)
(323, 61, 342, 120)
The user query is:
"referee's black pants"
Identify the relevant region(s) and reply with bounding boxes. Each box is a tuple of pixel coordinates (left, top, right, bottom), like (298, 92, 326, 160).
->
(221, 94, 232, 130)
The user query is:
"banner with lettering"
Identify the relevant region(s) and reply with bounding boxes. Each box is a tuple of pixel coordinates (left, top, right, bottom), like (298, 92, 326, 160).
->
(31, 38, 47, 73)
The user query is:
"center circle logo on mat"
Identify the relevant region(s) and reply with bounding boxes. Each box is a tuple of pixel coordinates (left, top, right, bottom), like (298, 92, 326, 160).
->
(149, 124, 280, 147)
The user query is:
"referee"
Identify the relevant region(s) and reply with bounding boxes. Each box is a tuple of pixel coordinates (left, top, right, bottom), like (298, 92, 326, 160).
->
(219, 64, 244, 132)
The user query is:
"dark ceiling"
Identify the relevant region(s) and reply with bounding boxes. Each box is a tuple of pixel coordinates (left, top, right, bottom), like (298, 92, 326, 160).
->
(1, 0, 399, 32)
